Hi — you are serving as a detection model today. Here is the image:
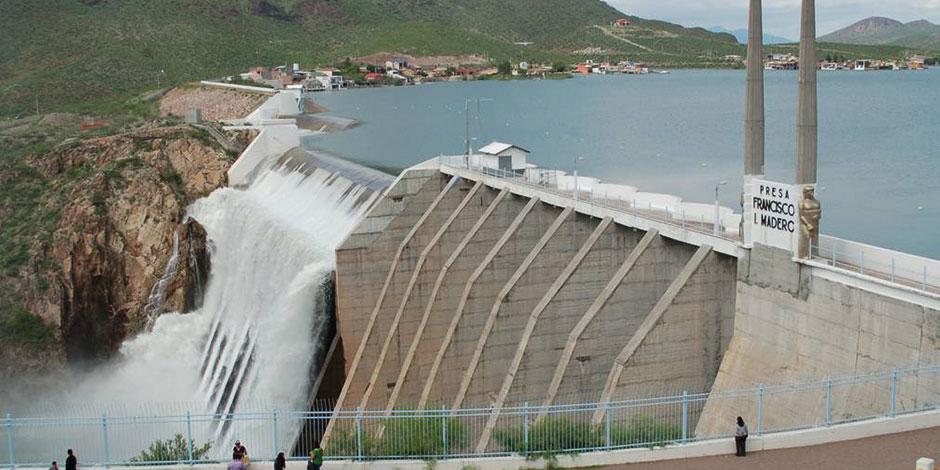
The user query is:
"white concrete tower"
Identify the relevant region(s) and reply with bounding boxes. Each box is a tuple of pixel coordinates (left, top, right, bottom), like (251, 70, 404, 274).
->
(796, 0, 817, 185)
(744, 0, 765, 176)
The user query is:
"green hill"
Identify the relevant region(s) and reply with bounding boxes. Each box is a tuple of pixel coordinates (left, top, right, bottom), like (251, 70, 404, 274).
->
(0, 0, 744, 117)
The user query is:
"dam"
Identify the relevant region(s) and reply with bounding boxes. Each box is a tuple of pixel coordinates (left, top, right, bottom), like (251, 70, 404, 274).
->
(3, 0, 940, 466)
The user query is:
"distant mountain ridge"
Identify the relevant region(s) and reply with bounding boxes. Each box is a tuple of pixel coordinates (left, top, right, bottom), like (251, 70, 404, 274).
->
(820, 16, 940, 49)
(708, 26, 793, 45)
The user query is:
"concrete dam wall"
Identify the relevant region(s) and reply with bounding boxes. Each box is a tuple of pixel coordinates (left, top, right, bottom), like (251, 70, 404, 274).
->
(696, 244, 940, 436)
(327, 168, 738, 423)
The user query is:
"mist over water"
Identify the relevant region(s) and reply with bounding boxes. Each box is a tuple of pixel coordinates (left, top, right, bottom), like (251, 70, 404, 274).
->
(3, 165, 378, 463)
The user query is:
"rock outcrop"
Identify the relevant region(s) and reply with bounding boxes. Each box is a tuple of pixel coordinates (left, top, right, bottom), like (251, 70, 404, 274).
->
(0, 126, 235, 374)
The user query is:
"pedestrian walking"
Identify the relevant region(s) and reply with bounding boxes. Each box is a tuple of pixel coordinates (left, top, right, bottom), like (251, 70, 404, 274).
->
(306, 443, 323, 470)
(65, 449, 77, 470)
(274, 452, 286, 470)
(734, 416, 749, 457)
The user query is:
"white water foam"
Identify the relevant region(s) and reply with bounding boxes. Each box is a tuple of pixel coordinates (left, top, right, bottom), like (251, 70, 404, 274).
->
(4, 165, 378, 463)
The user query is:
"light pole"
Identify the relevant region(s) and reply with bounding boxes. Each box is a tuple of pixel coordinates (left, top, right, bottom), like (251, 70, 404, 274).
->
(574, 159, 579, 201)
(714, 180, 728, 236)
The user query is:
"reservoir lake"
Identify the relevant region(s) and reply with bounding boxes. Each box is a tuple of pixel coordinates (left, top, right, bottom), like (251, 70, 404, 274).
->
(307, 69, 940, 259)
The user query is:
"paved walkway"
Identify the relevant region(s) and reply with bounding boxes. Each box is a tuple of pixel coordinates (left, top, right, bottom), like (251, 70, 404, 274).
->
(590, 426, 940, 470)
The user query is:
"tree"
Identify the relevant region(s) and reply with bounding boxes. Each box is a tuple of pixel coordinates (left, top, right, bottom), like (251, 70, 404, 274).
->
(552, 62, 568, 73)
(497, 60, 512, 75)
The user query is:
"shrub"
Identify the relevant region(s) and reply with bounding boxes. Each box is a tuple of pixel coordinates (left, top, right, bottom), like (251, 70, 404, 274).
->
(493, 417, 600, 455)
(377, 414, 467, 457)
(130, 433, 212, 464)
(0, 306, 55, 348)
(493, 415, 682, 455)
(610, 415, 682, 448)
(327, 414, 468, 458)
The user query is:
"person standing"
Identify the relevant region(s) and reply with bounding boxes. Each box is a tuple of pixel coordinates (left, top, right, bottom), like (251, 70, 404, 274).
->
(65, 449, 77, 470)
(233, 441, 248, 460)
(734, 416, 749, 457)
(49, 461, 59, 470)
(274, 452, 286, 470)
(307, 443, 323, 470)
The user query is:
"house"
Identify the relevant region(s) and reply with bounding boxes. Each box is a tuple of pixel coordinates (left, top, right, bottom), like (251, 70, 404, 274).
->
(364, 72, 383, 81)
(476, 142, 530, 174)
(615, 18, 632, 27)
(575, 63, 591, 74)
(909, 55, 929, 70)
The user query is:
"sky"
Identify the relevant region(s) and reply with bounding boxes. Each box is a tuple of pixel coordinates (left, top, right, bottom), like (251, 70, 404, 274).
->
(605, 0, 940, 40)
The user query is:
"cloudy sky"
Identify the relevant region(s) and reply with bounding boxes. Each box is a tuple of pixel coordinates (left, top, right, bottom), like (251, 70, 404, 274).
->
(605, 0, 940, 39)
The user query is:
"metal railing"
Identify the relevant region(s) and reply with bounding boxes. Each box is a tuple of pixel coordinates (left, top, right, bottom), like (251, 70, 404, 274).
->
(438, 155, 742, 242)
(6, 365, 940, 466)
(810, 237, 940, 295)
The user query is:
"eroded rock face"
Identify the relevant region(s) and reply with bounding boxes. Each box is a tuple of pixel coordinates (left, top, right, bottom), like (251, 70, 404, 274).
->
(3, 126, 234, 369)
(164, 218, 211, 315)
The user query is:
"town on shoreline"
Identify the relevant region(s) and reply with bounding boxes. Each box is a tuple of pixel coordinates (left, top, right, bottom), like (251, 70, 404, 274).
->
(232, 49, 935, 93)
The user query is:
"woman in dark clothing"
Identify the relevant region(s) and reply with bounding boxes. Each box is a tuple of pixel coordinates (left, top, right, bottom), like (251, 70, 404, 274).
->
(274, 452, 286, 470)
(734, 416, 749, 456)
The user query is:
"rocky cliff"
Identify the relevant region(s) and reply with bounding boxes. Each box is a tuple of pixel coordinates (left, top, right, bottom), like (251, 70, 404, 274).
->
(0, 125, 236, 379)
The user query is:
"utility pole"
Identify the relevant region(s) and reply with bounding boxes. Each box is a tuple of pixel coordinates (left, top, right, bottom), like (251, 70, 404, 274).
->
(465, 99, 472, 157)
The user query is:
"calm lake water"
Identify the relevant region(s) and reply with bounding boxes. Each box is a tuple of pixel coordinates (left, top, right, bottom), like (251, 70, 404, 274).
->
(307, 69, 940, 259)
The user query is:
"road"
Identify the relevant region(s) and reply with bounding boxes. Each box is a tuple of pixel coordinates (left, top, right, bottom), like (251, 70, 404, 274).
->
(588, 426, 940, 470)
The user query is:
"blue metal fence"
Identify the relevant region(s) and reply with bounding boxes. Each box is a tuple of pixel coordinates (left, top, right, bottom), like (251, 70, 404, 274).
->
(4, 365, 940, 466)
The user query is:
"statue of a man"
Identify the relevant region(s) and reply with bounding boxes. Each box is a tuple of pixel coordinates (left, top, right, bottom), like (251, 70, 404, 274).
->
(798, 186, 822, 258)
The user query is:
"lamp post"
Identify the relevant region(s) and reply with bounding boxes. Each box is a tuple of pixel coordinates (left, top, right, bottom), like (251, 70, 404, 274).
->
(574, 156, 585, 201)
(714, 180, 728, 236)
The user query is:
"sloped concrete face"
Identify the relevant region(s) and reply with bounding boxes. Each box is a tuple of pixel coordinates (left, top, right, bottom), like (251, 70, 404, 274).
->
(556, 236, 698, 403)
(330, 168, 741, 422)
(505, 222, 643, 406)
(395, 192, 525, 406)
(611, 249, 736, 402)
(696, 244, 940, 437)
(334, 170, 446, 372)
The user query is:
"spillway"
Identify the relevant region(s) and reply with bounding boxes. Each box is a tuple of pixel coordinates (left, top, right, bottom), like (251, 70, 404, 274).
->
(3, 161, 384, 463)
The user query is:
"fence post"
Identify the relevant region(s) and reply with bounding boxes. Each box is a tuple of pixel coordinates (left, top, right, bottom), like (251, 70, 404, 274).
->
(523, 402, 529, 457)
(825, 376, 833, 426)
(441, 405, 448, 457)
(890, 369, 899, 417)
(681, 391, 689, 442)
(101, 413, 110, 467)
(891, 258, 896, 283)
(831, 245, 836, 267)
(355, 408, 363, 460)
(272, 410, 280, 457)
(757, 384, 765, 436)
(186, 411, 194, 464)
(6, 413, 13, 469)
(604, 401, 612, 450)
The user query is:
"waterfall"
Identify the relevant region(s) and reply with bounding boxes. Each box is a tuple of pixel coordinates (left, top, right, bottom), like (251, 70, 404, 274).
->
(5, 163, 381, 463)
(142, 230, 180, 330)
